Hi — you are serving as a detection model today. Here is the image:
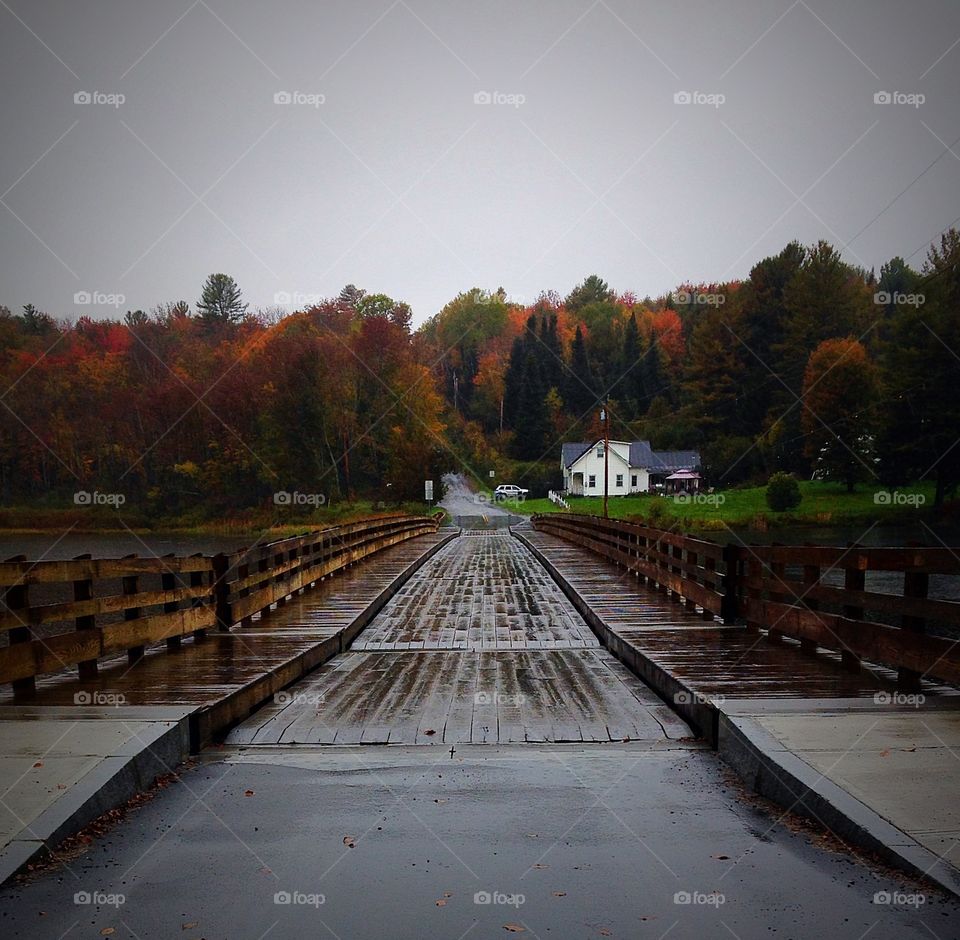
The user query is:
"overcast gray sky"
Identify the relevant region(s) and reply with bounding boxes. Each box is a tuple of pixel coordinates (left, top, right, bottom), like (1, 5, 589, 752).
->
(1, 0, 958, 324)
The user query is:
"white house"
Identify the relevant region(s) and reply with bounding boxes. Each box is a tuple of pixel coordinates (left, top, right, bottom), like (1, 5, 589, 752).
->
(560, 440, 701, 497)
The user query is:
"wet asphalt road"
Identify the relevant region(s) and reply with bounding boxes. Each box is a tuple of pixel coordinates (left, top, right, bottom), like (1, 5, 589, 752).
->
(1, 744, 958, 939)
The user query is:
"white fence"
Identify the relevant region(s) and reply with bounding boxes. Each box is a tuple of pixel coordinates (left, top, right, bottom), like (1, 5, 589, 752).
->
(548, 489, 570, 510)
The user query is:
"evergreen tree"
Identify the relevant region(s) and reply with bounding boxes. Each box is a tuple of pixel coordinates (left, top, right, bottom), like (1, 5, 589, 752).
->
(512, 351, 551, 459)
(197, 273, 247, 324)
(617, 313, 644, 419)
(564, 325, 597, 416)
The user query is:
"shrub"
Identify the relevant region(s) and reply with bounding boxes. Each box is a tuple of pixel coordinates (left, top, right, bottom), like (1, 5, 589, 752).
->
(766, 472, 802, 512)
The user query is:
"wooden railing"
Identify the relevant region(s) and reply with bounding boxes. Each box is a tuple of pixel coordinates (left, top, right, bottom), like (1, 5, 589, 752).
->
(534, 514, 729, 622)
(532, 514, 960, 688)
(0, 514, 440, 694)
(735, 544, 960, 688)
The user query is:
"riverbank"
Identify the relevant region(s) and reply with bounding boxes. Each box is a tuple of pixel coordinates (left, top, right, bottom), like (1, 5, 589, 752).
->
(512, 481, 952, 532)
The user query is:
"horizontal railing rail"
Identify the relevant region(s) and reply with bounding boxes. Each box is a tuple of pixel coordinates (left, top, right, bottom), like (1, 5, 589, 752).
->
(532, 513, 960, 688)
(0, 513, 440, 694)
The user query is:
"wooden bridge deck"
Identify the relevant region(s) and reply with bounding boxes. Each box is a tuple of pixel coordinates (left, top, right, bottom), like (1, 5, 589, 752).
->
(227, 532, 693, 746)
(519, 529, 955, 700)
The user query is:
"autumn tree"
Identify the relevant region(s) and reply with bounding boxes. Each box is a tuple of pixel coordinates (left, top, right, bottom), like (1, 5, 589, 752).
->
(801, 337, 878, 491)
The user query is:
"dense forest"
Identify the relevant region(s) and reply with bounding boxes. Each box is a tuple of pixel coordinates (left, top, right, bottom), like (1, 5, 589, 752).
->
(1, 232, 958, 517)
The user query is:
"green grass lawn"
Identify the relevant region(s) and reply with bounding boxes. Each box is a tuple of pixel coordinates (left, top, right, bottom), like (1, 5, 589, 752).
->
(512, 480, 939, 530)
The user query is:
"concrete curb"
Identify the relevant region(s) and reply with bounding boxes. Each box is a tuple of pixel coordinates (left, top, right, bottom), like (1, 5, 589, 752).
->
(719, 712, 960, 899)
(514, 527, 960, 899)
(0, 708, 191, 886)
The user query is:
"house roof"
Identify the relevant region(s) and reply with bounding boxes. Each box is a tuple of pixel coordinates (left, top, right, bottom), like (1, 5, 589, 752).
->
(648, 450, 701, 472)
(561, 442, 592, 468)
(563, 440, 700, 472)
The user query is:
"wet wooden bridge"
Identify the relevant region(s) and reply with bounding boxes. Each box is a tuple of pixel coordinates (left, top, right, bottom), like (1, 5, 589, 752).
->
(2, 513, 958, 750)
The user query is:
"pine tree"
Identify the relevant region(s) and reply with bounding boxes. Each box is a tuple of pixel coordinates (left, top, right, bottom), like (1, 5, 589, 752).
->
(618, 313, 643, 419)
(564, 325, 597, 416)
(197, 274, 247, 324)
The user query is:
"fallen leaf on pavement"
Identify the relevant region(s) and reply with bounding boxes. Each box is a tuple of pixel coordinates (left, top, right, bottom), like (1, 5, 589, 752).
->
(343, 836, 356, 848)
(503, 926, 525, 934)
(244, 789, 255, 797)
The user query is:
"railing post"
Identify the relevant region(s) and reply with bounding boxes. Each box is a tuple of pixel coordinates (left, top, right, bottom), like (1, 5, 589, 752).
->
(767, 546, 785, 643)
(121, 554, 144, 663)
(162, 555, 180, 650)
(685, 547, 697, 611)
(841, 545, 864, 673)
(800, 555, 820, 654)
(703, 552, 717, 620)
(5, 555, 35, 697)
(745, 556, 762, 634)
(899, 550, 928, 691)
(212, 553, 232, 631)
(720, 544, 740, 624)
(190, 554, 207, 641)
(73, 554, 98, 680)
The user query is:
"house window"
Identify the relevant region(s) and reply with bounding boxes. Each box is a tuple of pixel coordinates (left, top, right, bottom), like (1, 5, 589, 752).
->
(616, 474, 624, 487)
(596, 446, 604, 458)
(588, 475, 596, 488)
(631, 475, 638, 488)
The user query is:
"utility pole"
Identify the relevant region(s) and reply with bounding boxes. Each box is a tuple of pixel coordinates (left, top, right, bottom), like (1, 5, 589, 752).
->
(601, 399, 609, 519)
